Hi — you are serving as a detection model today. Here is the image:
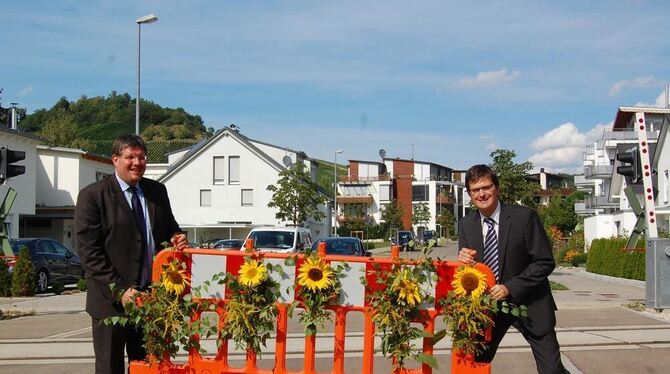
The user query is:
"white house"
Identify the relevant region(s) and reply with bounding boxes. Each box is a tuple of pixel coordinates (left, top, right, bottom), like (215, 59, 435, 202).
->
(580, 106, 669, 247)
(338, 158, 465, 237)
(157, 127, 330, 244)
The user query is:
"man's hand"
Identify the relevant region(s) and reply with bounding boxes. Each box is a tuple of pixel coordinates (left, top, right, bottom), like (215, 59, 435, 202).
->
(121, 287, 139, 306)
(490, 284, 509, 301)
(459, 247, 478, 265)
(171, 233, 188, 251)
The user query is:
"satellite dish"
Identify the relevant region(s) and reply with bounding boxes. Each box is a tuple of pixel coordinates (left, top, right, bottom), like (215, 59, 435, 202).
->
(379, 149, 386, 158)
(282, 155, 293, 167)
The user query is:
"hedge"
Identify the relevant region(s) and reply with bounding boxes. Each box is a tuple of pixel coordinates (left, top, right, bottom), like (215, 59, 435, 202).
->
(585, 237, 645, 280)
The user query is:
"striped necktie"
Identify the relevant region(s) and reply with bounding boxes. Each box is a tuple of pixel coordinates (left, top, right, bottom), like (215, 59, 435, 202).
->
(483, 217, 500, 281)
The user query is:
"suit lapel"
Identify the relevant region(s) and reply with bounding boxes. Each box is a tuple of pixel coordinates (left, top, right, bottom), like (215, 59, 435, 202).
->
(468, 211, 485, 259)
(497, 203, 512, 274)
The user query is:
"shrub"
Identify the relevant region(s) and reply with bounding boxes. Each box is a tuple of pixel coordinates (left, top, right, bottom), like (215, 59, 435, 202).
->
(11, 246, 36, 296)
(0, 260, 11, 297)
(76, 277, 87, 291)
(585, 237, 645, 280)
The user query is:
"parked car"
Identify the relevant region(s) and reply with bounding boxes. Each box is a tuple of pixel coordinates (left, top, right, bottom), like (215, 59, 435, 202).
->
(212, 239, 245, 249)
(8, 238, 84, 293)
(392, 230, 415, 251)
(244, 227, 313, 253)
(310, 237, 371, 257)
(419, 229, 437, 245)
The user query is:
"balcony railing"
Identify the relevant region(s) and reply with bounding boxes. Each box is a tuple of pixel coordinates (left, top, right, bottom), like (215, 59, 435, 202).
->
(339, 175, 390, 183)
(584, 196, 618, 209)
(602, 129, 659, 141)
(584, 165, 613, 179)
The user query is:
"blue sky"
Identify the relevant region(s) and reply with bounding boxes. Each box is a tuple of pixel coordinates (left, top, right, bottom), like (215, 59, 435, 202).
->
(2, 0, 669, 171)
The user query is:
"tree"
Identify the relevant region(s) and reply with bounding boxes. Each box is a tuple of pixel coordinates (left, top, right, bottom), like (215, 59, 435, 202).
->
(436, 207, 455, 238)
(380, 199, 404, 231)
(489, 149, 539, 208)
(267, 161, 326, 226)
(40, 110, 79, 148)
(11, 246, 36, 296)
(411, 202, 431, 228)
(539, 191, 584, 233)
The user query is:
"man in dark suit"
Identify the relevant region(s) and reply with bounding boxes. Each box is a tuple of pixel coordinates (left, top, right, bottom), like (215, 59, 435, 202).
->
(75, 134, 187, 374)
(458, 164, 569, 374)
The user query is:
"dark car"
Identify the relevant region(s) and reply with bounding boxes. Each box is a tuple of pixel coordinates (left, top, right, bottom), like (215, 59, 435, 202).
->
(9, 238, 84, 293)
(419, 229, 436, 245)
(212, 239, 245, 249)
(310, 237, 370, 257)
(392, 230, 415, 251)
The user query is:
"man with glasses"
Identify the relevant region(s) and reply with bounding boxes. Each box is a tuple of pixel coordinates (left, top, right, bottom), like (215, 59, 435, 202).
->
(75, 134, 187, 374)
(458, 164, 569, 374)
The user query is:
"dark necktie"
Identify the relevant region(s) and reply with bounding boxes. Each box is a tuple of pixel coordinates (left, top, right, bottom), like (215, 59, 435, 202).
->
(129, 186, 150, 286)
(483, 217, 500, 281)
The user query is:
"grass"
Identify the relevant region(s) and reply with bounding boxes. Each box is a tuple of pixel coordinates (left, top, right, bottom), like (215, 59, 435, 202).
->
(550, 281, 569, 291)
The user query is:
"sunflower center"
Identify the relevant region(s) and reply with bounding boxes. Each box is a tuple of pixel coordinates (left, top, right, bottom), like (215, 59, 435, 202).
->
(308, 268, 323, 282)
(167, 271, 183, 284)
(246, 267, 258, 278)
(461, 272, 480, 292)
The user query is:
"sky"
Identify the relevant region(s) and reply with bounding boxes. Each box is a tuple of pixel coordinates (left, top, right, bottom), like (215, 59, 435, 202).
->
(2, 0, 669, 172)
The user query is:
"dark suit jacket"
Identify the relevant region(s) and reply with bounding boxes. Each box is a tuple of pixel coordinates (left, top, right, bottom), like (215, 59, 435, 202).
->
(458, 203, 557, 336)
(75, 176, 181, 319)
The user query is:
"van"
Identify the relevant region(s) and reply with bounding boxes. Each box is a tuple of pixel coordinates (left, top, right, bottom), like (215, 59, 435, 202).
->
(244, 227, 313, 253)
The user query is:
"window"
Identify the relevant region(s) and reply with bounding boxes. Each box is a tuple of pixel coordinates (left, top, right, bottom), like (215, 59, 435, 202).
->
(213, 157, 225, 184)
(412, 185, 429, 201)
(380, 184, 391, 201)
(241, 189, 253, 206)
(229, 156, 240, 184)
(200, 189, 212, 207)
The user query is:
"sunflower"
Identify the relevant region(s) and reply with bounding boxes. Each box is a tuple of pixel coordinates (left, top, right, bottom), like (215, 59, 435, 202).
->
(297, 257, 334, 292)
(392, 269, 422, 306)
(452, 266, 487, 299)
(238, 259, 268, 287)
(161, 261, 190, 295)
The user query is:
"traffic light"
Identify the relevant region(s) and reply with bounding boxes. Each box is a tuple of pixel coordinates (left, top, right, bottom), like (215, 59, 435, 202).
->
(616, 146, 641, 184)
(0, 147, 26, 184)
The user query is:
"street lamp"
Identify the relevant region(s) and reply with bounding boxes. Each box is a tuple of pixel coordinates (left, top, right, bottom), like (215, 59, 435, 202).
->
(135, 14, 158, 136)
(333, 150, 343, 236)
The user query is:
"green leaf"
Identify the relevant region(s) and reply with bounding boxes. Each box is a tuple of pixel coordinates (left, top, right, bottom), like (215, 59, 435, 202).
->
(415, 353, 438, 368)
(430, 329, 447, 345)
(284, 256, 296, 267)
(511, 307, 519, 317)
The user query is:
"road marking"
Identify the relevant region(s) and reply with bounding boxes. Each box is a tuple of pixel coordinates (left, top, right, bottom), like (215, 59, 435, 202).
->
(45, 327, 91, 339)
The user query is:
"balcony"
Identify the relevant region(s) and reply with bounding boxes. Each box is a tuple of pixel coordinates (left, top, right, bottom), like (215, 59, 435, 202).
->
(584, 196, 617, 209)
(339, 175, 390, 183)
(584, 165, 613, 179)
(336, 195, 373, 205)
(574, 202, 596, 216)
(436, 195, 454, 204)
(602, 129, 659, 141)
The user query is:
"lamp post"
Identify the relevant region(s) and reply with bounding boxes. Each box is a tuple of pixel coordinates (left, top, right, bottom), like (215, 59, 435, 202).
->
(333, 150, 343, 236)
(136, 14, 158, 136)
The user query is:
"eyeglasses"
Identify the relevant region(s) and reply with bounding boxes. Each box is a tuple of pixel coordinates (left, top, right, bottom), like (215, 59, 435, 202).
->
(468, 183, 495, 196)
(119, 155, 147, 162)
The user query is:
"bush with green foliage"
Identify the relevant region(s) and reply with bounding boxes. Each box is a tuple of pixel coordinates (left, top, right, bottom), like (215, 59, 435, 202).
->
(11, 247, 36, 296)
(585, 237, 645, 280)
(0, 260, 11, 297)
(77, 277, 87, 291)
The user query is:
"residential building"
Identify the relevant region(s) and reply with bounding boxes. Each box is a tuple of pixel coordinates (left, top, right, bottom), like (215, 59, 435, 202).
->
(337, 158, 466, 237)
(157, 127, 330, 244)
(578, 106, 667, 246)
(527, 168, 575, 206)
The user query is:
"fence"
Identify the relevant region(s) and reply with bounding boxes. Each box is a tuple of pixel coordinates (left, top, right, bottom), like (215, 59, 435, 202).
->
(130, 244, 495, 374)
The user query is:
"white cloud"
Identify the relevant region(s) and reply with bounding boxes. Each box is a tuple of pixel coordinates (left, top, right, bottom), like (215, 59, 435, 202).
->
(486, 142, 498, 151)
(609, 76, 659, 96)
(17, 86, 34, 97)
(453, 68, 520, 88)
(634, 89, 669, 108)
(527, 121, 612, 170)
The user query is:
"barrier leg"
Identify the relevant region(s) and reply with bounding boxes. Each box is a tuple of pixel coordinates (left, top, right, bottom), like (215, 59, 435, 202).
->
(451, 349, 491, 374)
(274, 303, 289, 373)
(332, 308, 347, 374)
(361, 310, 375, 374)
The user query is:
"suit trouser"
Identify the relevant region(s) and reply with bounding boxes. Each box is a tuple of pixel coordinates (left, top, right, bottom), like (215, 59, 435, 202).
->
(476, 313, 570, 374)
(92, 318, 146, 374)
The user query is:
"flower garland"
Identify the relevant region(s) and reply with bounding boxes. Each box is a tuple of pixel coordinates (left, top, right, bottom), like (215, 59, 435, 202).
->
(439, 266, 527, 356)
(105, 258, 216, 361)
(365, 260, 437, 370)
(291, 253, 343, 336)
(218, 257, 281, 355)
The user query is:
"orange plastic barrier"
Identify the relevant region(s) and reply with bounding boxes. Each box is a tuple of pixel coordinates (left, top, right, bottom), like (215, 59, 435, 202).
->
(130, 244, 494, 374)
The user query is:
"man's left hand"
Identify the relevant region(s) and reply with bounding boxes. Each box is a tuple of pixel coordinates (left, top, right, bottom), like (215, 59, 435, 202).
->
(171, 233, 188, 251)
(490, 284, 509, 301)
